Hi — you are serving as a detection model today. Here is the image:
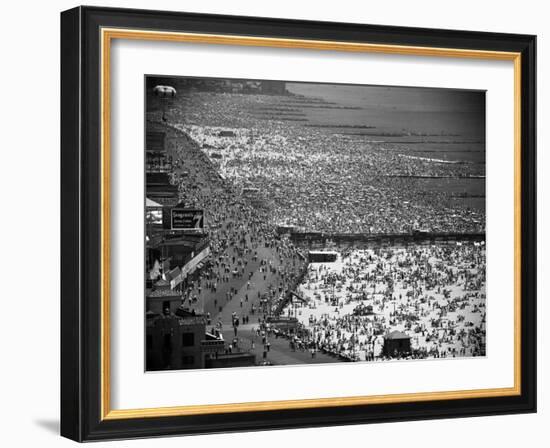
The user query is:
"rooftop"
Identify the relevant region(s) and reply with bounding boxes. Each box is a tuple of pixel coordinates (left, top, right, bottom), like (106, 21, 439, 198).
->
(385, 330, 411, 340)
(147, 288, 180, 298)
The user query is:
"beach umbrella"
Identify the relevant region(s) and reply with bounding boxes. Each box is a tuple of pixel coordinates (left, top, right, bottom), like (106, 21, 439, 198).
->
(153, 85, 177, 121)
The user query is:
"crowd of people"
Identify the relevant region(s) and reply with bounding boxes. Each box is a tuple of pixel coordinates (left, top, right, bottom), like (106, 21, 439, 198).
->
(145, 85, 487, 365)
(156, 123, 307, 326)
(283, 243, 486, 361)
(168, 89, 485, 234)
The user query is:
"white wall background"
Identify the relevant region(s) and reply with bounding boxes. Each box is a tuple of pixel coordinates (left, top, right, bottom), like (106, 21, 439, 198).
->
(0, 0, 546, 446)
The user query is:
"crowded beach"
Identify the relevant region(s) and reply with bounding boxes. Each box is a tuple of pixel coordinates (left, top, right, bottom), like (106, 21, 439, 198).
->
(146, 79, 486, 365)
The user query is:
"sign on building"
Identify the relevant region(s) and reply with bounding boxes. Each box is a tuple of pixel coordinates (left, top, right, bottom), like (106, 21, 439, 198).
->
(171, 208, 204, 231)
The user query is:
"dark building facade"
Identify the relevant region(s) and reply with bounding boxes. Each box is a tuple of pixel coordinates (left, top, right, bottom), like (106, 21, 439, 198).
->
(383, 331, 412, 357)
(146, 311, 207, 370)
(146, 280, 227, 371)
(146, 279, 182, 315)
(308, 251, 338, 263)
(146, 172, 179, 206)
(146, 130, 173, 173)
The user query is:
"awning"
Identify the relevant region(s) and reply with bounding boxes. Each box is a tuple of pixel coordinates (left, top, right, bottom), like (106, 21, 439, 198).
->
(165, 267, 182, 289)
(146, 197, 163, 207)
(181, 246, 211, 278)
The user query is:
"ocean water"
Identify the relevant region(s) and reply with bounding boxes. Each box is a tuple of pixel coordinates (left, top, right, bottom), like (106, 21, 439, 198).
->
(286, 82, 486, 212)
(286, 82, 486, 165)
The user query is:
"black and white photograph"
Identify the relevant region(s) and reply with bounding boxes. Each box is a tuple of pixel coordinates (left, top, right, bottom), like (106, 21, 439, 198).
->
(145, 76, 487, 371)
(0, 0, 542, 444)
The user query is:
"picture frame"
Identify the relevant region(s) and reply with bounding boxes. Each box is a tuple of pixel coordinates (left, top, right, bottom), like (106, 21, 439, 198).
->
(60, 5, 536, 441)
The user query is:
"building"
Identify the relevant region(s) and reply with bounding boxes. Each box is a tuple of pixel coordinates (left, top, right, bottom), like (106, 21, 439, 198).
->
(146, 207, 210, 291)
(146, 276, 231, 371)
(383, 330, 412, 358)
(146, 309, 227, 371)
(146, 172, 179, 206)
(201, 332, 226, 359)
(146, 279, 182, 314)
(146, 131, 173, 173)
(156, 234, 210, 271)
(308, 250, 338, 263)
(145, 276, 227, 371)
(146, 309, 208, 370)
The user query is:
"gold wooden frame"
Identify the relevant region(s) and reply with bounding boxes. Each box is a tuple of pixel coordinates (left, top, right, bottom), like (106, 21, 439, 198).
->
(100, 27, 522, 421)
